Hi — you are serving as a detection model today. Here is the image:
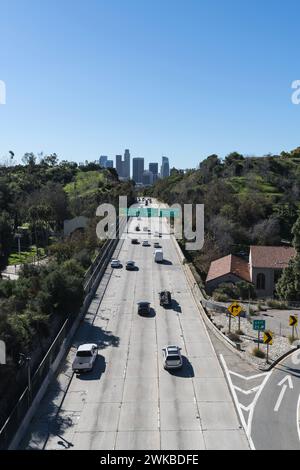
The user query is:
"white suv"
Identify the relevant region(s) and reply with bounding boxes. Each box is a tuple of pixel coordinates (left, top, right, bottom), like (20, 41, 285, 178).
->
(162, 345, 183, 370)
(72, 344, 98, 373)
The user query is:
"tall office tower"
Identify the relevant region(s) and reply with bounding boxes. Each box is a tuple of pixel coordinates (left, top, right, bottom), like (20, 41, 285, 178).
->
(116, 155, 123, 178)
(123, 149, 131, 179)
(132, 158, 144, 184)
(149, 162, 159, 182)
(106, 160, 114, 168)
(99, 155, 108, 167)
(142, 170, 154, 186)
(161, 156, 170, 179)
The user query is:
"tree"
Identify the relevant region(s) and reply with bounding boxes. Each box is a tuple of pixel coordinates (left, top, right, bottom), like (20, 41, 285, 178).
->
(276, 213, 300, 300)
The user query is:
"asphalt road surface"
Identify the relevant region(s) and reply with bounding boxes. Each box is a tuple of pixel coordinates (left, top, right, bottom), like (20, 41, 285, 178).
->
(251, 348, 300, 450)
(22, 202, 249, 450)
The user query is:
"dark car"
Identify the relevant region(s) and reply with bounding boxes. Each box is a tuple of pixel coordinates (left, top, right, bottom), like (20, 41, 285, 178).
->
(126, 261, 136, 271)
(159, 290, 172, 307)
(137, 301, 151, 316)
(135, 226, 141, 231)
(131, 239, 139, 245)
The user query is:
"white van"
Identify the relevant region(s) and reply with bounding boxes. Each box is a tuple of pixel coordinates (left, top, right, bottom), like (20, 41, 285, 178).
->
(154, 249, 163, 263)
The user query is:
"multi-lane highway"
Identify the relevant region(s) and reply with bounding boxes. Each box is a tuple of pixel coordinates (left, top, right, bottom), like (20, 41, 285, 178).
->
(22, 202, 249, 450)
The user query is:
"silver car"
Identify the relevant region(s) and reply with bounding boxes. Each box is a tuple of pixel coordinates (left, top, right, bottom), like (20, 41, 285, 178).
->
(162, 345, 183, 370)
(72, 344, 98, 373)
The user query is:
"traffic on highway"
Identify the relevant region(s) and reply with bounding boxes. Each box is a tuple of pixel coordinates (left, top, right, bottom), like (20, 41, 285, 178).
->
(21, 200, 249, 451)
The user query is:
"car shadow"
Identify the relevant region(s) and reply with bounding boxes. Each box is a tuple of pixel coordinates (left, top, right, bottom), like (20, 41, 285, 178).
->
(167, 356, 194, 378)
(76, 355, 106, 381)
(138, 308, 156, 318)
(161, 259, 173, 265)
(171, 299, 182, 313)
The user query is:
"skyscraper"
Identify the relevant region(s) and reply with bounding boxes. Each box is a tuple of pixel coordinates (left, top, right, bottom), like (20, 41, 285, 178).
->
(160, 156, 170, 179)
(106, 160, 114, 168)
(116, 155, 123, 178)
(132, 158, 144, 184)
(149, 162, 159, 182)
(116, 150, 131, 179)
(123, 149, 130, 179)
(99, 155, 108, 168)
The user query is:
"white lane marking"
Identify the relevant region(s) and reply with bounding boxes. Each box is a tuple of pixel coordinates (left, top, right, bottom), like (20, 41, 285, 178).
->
(240, 403, 254, 412)
(274, 385, 288, 412)
(297, 393, 300, 443)
(247, 369, 272, 439)
(233, 386, 260, 395)
(219, 354, 253, 449)
(229, 370, 268, 381)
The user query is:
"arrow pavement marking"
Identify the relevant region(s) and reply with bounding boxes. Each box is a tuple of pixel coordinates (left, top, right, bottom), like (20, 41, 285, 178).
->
(274, 375, 293, 412)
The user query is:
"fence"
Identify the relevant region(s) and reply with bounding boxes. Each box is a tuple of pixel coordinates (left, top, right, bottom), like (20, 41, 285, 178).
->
(0, 216, 128, 450)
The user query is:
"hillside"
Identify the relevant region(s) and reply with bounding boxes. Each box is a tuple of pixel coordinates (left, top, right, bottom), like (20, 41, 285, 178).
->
(149, 151, 300, 278)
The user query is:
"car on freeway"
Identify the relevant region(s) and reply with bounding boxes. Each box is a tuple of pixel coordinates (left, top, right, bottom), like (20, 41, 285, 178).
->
(126, 260, 136, 271)
(137, 301, 151, 316)
(111, 259, 121, 268)
(154, 248, 163, 263)
(72, 344, 98, 373)
(154, 241, 161, 248)
(135, 225, 141, 231)
(162, 345, 183, 370)
(142, 240, 150, 247)
(131, 238, 139, 245)
(159, 290, 172, 307)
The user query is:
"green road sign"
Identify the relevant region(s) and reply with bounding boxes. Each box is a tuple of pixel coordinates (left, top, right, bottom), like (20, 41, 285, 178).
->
(253, 319, 266, 331)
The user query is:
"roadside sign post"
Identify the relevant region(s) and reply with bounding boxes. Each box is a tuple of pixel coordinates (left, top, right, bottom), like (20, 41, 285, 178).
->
(227, 302, 242, 334)
(289, 315, 298, 342)
(253, 319, 266, 350)
(263, 331, 273, 363)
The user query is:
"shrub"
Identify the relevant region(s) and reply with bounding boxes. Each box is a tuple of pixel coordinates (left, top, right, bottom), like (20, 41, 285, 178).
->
(252, 347, 266, 358)
(212, 292, 229, 302)
(267, 299, 288, 309)
(235, 329, 245, 336)
(227, 332, 242, 343)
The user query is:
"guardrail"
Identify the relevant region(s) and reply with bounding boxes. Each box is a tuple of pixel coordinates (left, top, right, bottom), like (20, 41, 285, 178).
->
(0, 216, 128, 450)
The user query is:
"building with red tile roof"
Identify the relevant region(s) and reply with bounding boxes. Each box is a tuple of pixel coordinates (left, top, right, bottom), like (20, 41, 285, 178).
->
(206, 246, 296, 298)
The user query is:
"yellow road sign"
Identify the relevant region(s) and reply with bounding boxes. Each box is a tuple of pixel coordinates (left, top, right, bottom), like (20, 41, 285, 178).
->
(263, 331, 273, 345)
(289, 315, 298, 327)
(228, 302, 242, 317)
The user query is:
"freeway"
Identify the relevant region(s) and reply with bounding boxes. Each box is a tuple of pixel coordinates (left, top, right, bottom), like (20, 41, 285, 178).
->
(250, 349, 300, 450)
(22, 202, 249, 450)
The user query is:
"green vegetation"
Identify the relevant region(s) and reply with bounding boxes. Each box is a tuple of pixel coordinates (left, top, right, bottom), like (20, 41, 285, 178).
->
(252, 347, 266, 359)
(213, 281, 256, 301)
(0, 154, 135, 427)
(148, 149, 300, 281)
(8, 246, 45, 265)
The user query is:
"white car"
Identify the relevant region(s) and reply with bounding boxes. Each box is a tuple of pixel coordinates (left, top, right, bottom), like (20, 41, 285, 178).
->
(111, 259, 121, 268)
(72, 344, 98, 372)
(143, 226, 149, 232)
(162, 345, 183, 370)
(142, 240, 150, 247)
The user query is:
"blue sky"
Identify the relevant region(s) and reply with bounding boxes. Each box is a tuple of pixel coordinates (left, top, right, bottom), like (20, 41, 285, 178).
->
(1, 0, 300, 168)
